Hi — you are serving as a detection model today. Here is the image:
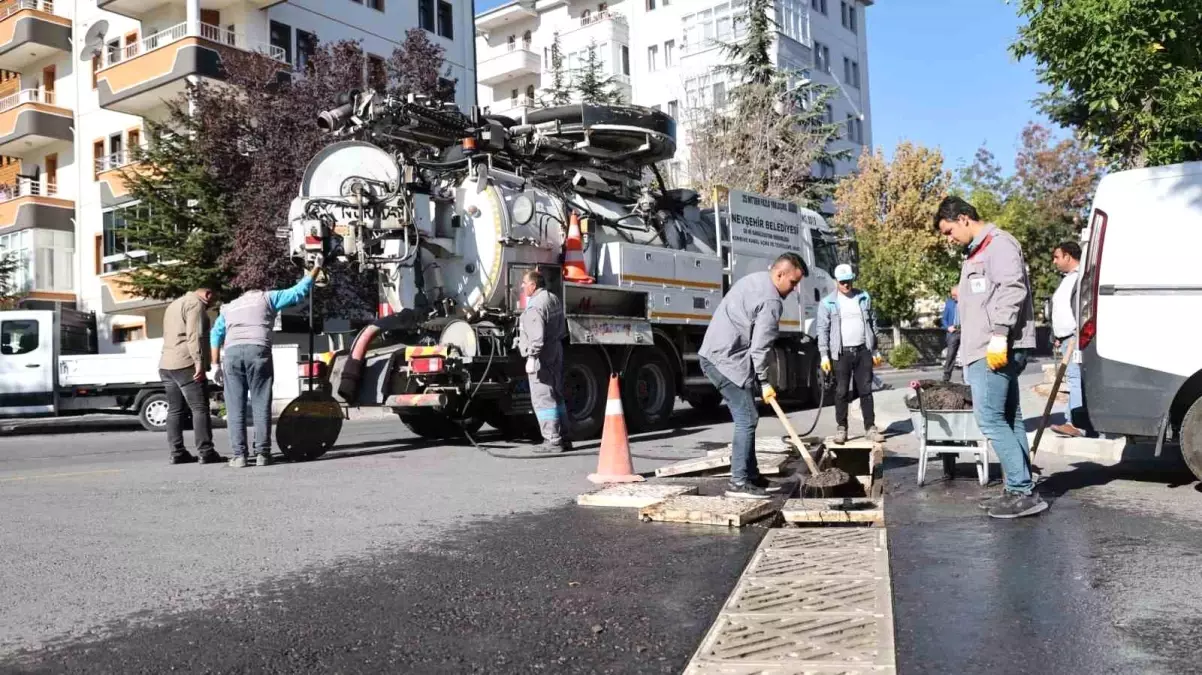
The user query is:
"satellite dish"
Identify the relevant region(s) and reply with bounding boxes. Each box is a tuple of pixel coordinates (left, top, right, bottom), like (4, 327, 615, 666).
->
(79, 20, 109, 62)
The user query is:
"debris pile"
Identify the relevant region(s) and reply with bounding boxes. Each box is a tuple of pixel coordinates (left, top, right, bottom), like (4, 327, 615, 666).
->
(905, 380, 973, 411)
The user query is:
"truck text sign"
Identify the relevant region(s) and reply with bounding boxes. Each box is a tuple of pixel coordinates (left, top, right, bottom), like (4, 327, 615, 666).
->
(727, 190, 804, 259)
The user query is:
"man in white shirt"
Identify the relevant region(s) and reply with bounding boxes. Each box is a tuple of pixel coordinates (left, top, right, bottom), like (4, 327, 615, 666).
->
(816, 264, 884, 444)
(1049, 241, 1092, 438)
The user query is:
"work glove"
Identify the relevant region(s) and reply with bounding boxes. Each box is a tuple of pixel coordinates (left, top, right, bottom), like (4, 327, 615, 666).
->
(986, 335, 1009, 371)
(212, 366, 225, 388)
(761, 383, 777, 403)
(872, 352, 883, 367)
(820, 358, 832, 374)
(525, 356, 540, 374)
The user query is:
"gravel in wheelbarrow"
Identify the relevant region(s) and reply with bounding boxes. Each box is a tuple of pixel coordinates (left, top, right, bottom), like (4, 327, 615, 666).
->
(904, 380, 973, 411)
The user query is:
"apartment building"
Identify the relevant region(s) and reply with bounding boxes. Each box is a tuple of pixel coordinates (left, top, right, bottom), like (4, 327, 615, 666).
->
(475, 0, 872, 198)
(0, 0, 475, 353)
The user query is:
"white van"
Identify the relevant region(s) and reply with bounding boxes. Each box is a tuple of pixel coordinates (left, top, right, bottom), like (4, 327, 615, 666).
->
(1078, 161, 1202, 477)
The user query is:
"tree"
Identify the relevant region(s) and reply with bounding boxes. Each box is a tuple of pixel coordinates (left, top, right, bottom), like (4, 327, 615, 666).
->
(388, 28, 456, 102)
(0, 251, 22, 308)
(540, 33, 572, 106)
(574, 40, 623, 104)
(686, 0, 847, 205)
(118, 105, 235, 300)
(833, 142, 955, 324)
(1011, 0, 1202, 168)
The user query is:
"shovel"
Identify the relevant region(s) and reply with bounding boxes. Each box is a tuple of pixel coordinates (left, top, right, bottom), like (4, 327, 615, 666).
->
(1030, 341, 1075, 459)
(769, 398, 851, 491)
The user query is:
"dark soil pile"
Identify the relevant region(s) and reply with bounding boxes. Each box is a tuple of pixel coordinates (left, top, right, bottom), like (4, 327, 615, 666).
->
(905, 380, 973, 411)
(803, 467, 851, 488)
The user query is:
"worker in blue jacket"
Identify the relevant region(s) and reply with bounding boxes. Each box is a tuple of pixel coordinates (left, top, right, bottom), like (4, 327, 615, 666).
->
(941, 286, 960, 382)
(816, 264, 884, 444)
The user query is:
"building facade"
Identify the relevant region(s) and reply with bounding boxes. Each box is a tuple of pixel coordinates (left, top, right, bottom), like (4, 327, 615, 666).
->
(0, 0, 475, 353)
(475, 0, 872, 200)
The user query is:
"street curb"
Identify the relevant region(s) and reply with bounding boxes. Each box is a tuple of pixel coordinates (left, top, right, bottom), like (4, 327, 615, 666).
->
(1029, 432, 1127, 464)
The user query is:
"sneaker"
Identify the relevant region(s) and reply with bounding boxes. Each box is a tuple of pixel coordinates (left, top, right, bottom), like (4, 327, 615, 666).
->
(228, 455, 247, 468)
(834, 426, 848, 444)
(170, 453, 198, 465)
(256, 454, 271, 467)
(988, 492, 1050, 519)
(865, 426, 886, 443)
(746, 474, 784, 493)
(199, 452, 226, 465)
(977, 491, 1008, 511)
(725, 481, 771, 500)
(532, 442, 563, 454)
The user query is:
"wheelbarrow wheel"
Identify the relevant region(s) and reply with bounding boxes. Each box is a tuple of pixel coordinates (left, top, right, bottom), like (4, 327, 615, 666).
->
(942, 453, 957, 480)
(276, 391, 344, 461)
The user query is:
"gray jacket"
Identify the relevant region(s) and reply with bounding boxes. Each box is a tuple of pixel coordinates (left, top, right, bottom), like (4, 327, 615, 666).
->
(816, 289, 877, 360)
(958, 224, 1037, 366)
(699, 271, 783, 388)
(518, 288, 566, 362)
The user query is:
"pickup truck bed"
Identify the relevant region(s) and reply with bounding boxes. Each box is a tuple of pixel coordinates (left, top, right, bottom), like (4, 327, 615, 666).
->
(59, 353, 162, 388)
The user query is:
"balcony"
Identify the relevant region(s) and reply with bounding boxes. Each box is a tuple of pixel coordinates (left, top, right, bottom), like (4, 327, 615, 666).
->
(0, 178, 72, 238)
(99, 269, 167, 314)
(0, 89, 72, 157)
(0, 0, 71, 71)
(489, 95, 539, 119)
(96, 21, 288, 116)
(478, 47, 541, 86)
(563, 10, 629, 43)
(96, 148, 151, 205)
(476, 0, 537, 34)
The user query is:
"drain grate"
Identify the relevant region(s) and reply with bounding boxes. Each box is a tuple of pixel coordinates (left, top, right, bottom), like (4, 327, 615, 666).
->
(698, 614, 892, 666)
(762, 529, 886, 551)
(685, 663, 892, 674)
(726, 577, 886, 616)
(746, 548, 887, 580)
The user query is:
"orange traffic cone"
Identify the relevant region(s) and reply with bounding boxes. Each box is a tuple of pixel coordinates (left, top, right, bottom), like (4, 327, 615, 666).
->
(562, 212, 595, 284)
(588, 375, 644, 484)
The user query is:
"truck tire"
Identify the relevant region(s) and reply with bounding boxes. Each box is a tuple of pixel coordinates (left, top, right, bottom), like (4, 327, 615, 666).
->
(138, 392, 170, 432)
(622, 347, 678, 432)
(1180, 397, 1202, 481)
(684, 391, 724, 413)
(400, 414, 484, 440)
(563, 346, 607, 440)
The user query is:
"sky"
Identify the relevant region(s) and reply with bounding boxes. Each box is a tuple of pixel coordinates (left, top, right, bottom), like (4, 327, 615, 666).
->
(473, 0, 1052, 175)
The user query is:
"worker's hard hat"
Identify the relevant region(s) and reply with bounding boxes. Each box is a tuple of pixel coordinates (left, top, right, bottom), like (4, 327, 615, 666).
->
(834, 264, 856, 282)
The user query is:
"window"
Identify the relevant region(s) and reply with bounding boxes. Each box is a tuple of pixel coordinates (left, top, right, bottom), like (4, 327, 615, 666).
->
(814, 42, 830, 73)
(33, 229, 73, 292)
(367, 0, 384, 10)
(647, 45, 658, 71)
(296, 30, 317, 74)
(713, 81, 727, 107)
(366, 54, 387, 92)
(113, 325, 146, 343)
(621, 45, 630, 76)
(0, 230, 30, 294)
(841, 2, 857, 32)
(1, 320, 38, 356)
(419, 0, 435, 32)
(855, 118, 864, 144)
(664, 40, 675, 67)
(668, 99, 678, 119)
(508, 35, 516, 51)
(510, 88, 519, 104)
(682, 1, 749, 54)
(824, 103, 833, 124)
(102, 204, 155, 273)
(109, 133, 123, 161)
(812, 0, 828, 14)
(437, 1, 454, 40)
(843, 57, 859, 87)
(646, 0, 656, 9)
(522, 31, 532, 49)
(270, 21, 292, 65)
(525, 84, 535, 101)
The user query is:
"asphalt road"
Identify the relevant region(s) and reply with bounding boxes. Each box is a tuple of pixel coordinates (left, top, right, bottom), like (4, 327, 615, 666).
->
(5, 364, 1202, 674)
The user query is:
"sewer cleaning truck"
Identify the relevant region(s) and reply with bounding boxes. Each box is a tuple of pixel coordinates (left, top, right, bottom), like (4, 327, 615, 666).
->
(275, 91, 842, 460)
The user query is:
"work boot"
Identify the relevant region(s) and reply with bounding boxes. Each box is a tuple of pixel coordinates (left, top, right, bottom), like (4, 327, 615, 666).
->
(834, 426, 848, 444)
(987, 492, 1050, 519)
(559, 440, 575, 453)
(747, 474, 784, 493)
(256, 453, 272, 467)
(170, 453, 198, 465)
(198, 452, 226, 465)
(724, 481, 771, 500)
(228, 455, 247, 469)
(865, 426, 886, 443)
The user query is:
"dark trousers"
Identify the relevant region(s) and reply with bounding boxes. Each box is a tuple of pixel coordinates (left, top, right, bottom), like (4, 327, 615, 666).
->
(160, 367, 214, 457)
(943, 331, 961, 382)
(699, 357, 760, 484)
(834, 346, 875, 429)
(224, 344, 275, 457)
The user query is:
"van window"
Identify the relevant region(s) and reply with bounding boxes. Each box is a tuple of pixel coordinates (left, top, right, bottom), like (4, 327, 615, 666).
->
(1, 319, 39, 355)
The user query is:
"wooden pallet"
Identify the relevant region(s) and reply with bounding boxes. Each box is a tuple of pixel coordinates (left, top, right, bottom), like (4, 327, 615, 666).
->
(708, 453, 791, 477)
(640, 495, 779, 527)
(781, 497, 885, 527)
(654, 454, 733, 477)
(576, 483, 697, 508)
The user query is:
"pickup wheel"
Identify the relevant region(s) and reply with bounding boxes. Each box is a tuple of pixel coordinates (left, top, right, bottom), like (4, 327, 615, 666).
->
(1180, 397, 1202, 481)
(138, 392, 170, 432)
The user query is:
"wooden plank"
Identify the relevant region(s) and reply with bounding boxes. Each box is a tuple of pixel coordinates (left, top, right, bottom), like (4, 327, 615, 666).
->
(640, 495, 778, 527)
(655, 454, 732, 477)
(576, 483, 697, 508)
(707, 437, 796, 456)
(709, 453, 791, 477)
(781, 497, 885, 527)
(825, 437, 882, 452)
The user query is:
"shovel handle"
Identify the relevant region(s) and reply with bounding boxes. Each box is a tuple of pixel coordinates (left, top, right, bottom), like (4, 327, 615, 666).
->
(769, 398, 822, 476)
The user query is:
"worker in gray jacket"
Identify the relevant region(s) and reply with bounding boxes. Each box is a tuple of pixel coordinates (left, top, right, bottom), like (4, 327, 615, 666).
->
(817, 264, 885, 444)
(935, 196, 1044, 519)
(699, 253, 807, 500)
(518, 269, 571, 453)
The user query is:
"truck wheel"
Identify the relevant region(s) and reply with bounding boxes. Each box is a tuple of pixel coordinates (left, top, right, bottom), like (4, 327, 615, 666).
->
(401, 414, 484, 440)
(622, 348, 677, 432)
(684, 391, 724, 413)
(138, 393, 170, 432)
(1180, 398, 1202, 481)
(563, 347, 607, 440)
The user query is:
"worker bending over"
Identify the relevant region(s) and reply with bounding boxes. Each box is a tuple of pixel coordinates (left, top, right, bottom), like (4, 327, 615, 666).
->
(518, 269, 572, 454)
(935, 196, 1047, 519)
(817, 263, 885, 444)
(211, 260, 322, 468)
(699, 253, 807, 500)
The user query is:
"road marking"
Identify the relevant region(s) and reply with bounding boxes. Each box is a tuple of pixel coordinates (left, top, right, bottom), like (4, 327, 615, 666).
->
(684, 528, 897, 674)
(0, 469, 123, 483)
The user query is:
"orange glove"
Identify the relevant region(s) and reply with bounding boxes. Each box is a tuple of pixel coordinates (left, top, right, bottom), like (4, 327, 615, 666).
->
(761, 383, 777, 403)
(986, 335, 1009, 371)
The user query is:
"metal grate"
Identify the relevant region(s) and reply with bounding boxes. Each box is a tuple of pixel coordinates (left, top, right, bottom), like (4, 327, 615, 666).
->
(726, 578, 886, 616)
(762, 529, 886, 551)
(698, 614, 890, 666)
(746, 548, 886, 580)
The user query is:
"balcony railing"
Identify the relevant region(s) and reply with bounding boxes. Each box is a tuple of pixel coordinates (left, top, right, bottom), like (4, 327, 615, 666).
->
(580, 10, 625, 28)
(100, 21, 287, 69)
(0, 88, 56, 113)
(1, 0, 57, 21)
(0, 176, 57, 202)
(96, 147, 146, 173)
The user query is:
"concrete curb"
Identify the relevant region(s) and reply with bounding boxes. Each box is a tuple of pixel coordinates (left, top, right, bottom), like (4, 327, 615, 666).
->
(1030, 432, 1128, 464)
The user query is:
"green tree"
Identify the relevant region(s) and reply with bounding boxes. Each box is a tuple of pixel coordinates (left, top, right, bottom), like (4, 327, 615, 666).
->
(118, 102, 235, 300)
(1011, 0, 1202, 168)
(574, 39, 622, 104)
(833, 142, 955, 324)
(540, 33, 572, 106)
(0, 251, 22, 308)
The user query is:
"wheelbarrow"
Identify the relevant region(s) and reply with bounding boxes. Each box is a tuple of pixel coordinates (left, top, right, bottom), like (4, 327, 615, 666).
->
(909, 385, 991, 486)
